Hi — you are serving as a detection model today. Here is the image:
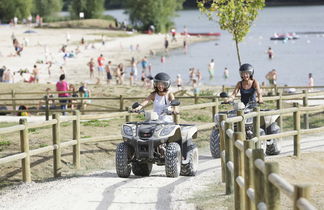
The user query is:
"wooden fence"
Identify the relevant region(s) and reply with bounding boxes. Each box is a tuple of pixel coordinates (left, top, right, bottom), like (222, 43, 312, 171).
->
(1, 87, 324, 121)
(218, 102, 324, 210)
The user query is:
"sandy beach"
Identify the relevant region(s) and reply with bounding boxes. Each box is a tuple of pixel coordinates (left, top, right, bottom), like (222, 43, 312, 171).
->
(0, 25, 215, 85)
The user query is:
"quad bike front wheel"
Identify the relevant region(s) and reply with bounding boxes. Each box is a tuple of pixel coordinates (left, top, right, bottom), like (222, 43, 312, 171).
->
(165, 142, 181, 177)
(180, 146, 198, 176)
(210, 128, 220, 158)
(115, 142, 132, 178)
(132, 162, 153, 176)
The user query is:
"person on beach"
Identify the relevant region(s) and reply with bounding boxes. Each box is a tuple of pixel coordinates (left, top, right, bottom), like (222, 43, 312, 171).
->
(3, 69, 13, 83)
(105, 61, 113, 85)
(208, 59, 215, 79)
(56, 74, 69, 115)
(189, 68, 196, 85)
(265, 69, 277, 86)
(224, 67, 229, 79)
(164, 37, 169, 52)
(117, 63, 125, 85)
(130, 57, 138, 81)
(78, 82, 91, 110)
(308, 73, 314, 91)
(196, 70, 202, 86)
(97, 54, 105, 78)
(227, 64, 263, 106)
(176, 74, 182, 90)
(13, 38, 23, 56)
(0, 66, 6, 82)
(133, 72, 177, 122)
(141, 56, 149, 73)
(32, 65, 40, 83)
(87, 58, 95, 79)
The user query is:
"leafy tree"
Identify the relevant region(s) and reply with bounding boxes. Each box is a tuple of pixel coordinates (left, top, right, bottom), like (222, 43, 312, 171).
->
(197, 0, 265, 66)
(70, 0, 105, 19)
(125, 0, 185, 33)
(0, 0, 33, 22)
(33, 0, 63, 18)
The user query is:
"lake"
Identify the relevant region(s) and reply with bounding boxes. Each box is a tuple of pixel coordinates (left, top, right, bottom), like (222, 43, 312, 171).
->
(106, 6, 324, 86)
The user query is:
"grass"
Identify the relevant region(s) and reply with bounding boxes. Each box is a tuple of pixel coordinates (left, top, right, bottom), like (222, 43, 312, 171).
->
(81, 120, 110, 127)
(181, 112, 211, 122)
(44, 19, 115, 29)
(189, 181, 233, 210)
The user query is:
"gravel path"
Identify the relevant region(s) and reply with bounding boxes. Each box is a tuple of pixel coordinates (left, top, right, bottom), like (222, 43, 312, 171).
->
(0, 147, 221, 210)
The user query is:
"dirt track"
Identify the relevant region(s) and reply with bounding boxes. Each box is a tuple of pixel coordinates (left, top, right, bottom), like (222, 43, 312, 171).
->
(0, 133, 323, 210)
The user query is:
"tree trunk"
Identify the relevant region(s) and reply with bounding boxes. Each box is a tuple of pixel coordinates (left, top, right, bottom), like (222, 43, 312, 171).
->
(234, 33, 241, 67)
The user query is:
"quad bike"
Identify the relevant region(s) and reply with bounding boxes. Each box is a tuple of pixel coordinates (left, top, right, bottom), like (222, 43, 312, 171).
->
(210, 96, 281, 158)
(115, 100, 199, 178)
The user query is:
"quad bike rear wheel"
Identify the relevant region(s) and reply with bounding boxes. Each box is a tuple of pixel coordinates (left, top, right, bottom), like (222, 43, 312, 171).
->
(132, 162, 153, 176)
(180, 146, 198, 176)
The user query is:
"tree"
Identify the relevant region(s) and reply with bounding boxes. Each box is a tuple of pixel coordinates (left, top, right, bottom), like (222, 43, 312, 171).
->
(70, 0, 105, 19)
(0, 0, 33, 22)
(197, 0, 265, 66)
(33, 0, 63, 18)
(125, 0, 185, 33)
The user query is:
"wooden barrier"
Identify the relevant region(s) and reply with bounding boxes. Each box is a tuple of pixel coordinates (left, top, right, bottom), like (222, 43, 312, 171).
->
(219, 100, 322, 210)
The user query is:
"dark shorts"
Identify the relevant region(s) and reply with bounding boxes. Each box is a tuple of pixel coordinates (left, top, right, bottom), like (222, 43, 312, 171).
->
(107, 72, 112, 80)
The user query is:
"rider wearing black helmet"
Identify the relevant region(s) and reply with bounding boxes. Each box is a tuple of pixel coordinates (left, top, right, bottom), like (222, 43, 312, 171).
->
(134, 72, 177, 118)
(228, 63, 263, 105)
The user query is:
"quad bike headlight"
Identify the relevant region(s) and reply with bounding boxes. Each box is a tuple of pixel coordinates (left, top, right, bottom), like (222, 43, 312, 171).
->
(160, 126, 175, 136)
(123, 125, 133, 136)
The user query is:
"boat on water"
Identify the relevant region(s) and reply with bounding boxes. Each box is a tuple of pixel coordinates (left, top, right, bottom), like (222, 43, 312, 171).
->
(270, 33, 299, 40)
(180, 32, 221, 36)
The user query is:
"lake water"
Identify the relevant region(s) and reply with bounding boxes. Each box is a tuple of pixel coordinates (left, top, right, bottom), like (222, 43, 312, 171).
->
(105, 6, 324, 86)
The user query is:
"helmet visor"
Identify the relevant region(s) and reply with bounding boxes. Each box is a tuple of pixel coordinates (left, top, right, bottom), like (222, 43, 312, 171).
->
(154, 80, 170, 89)
(240, 71, 252, 77)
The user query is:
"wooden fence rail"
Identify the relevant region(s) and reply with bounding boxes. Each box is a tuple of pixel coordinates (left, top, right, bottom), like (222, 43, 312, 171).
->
(218, 102, 323, 209)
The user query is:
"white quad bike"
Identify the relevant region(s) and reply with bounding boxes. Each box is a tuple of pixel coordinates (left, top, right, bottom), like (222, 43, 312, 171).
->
(210, 97, 281, 158)
(115, 100, 199, 178)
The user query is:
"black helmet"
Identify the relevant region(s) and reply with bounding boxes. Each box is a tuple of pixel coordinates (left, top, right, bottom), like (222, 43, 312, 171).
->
(239, 63, 254, 78)
(154, 72, 171, 90)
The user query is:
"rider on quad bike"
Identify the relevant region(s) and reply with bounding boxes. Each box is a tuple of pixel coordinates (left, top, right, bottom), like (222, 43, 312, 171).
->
(115, 72, 199, 178)
(209, 64, 280, 158)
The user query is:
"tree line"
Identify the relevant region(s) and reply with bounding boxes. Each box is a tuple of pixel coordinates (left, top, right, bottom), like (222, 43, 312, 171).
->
(0, 0, 186, 33)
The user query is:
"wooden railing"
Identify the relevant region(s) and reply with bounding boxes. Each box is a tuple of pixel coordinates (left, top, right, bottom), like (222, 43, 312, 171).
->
(218, 103, 324, 209)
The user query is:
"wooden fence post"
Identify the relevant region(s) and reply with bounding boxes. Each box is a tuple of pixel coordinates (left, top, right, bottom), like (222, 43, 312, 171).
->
(19, 118, 31, 183)
(219, 114, 227, 183)
(225, 122, 234, 194)
(194, 93, 198, 104)
(11, 89, 16, 113)
(173, 112, 180, 124)
(302, 90, 309, 129)
(119, 95, 124, 111)
(252, 149, 265, 209)
(244, 140, 255, 210)
(212, 98, 219, 121)
(253, 107, 261, 148)
(73, 110, 81, 169)
(293, 103, 301, 158)
(237, 110, 246, 140)
(80, 92, 84, 114)
(233, 132, 244, 210)
(45, 95, 50, 121)
(265, 162, 280, 210)
(293, 184, 311, 210)
(276, 92, 283, 132)
(52, 114, 62, 177)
